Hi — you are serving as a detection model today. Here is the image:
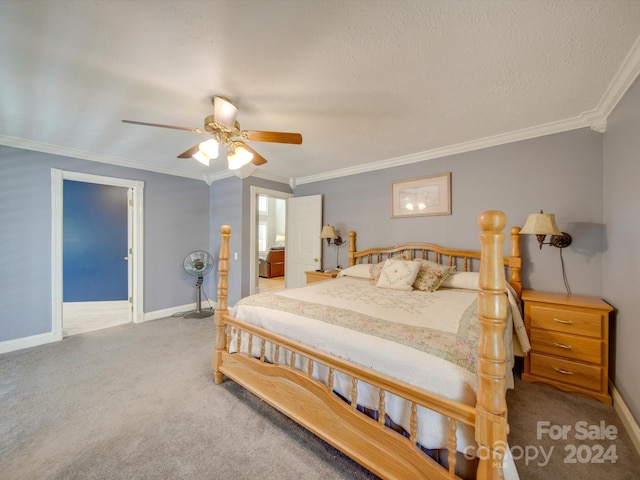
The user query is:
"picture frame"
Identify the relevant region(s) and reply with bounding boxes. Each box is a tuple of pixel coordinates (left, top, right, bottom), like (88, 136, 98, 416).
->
(391, 172, 451, 218)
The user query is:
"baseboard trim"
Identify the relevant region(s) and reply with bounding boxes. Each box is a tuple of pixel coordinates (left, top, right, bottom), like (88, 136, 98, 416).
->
(611, 382, 640, 457)
(0, 331, 61, 355)
(142, 303, 203, 322)
(1, 302, 210, 354)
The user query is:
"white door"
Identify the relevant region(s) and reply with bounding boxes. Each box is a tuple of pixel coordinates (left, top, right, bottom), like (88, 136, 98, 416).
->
(126, 188, 134, 322)
(285, 195, 322, 288)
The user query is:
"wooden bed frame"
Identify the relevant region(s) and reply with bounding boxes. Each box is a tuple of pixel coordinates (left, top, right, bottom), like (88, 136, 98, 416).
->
(213, 211, 522, 480)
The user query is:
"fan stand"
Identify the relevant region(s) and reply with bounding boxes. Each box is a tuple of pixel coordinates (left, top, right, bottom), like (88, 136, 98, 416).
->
(184, 275, 214, 319)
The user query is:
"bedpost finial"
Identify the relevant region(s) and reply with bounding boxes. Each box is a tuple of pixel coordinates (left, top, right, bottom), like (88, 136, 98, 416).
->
(478, 211, 505, 232)
(221, 225, 231, 234)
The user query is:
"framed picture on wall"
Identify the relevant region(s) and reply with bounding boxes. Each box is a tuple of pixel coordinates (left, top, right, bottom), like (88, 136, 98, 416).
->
(391, 172, 451, 218)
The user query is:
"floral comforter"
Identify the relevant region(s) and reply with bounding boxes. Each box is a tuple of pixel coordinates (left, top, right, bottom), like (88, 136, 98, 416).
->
(228, 275, 523, 474)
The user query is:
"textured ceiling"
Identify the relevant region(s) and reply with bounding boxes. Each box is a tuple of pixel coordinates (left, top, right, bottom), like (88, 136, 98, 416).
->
(1, 0, 640, 185)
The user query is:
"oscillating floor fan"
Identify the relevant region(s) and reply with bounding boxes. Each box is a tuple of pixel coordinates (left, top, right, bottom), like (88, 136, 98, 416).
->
(183, 250, 214, 318)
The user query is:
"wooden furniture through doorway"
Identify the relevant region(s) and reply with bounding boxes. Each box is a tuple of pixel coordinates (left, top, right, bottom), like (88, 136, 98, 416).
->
(258, 247, 285, 278)
(305, 269, 340, 284)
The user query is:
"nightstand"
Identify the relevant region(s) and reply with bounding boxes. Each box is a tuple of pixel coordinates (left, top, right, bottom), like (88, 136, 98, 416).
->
(305, 270, 340, 284)
(521, 290, 613, 404)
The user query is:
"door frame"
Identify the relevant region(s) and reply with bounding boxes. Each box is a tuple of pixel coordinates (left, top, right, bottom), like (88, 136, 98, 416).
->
(51, 169, 145, 341)
(249, 186, 292, 295)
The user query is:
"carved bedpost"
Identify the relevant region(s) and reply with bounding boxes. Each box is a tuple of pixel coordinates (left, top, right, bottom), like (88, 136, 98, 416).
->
(213, 225, 231, 385)
(508, 226, 522, 296)
(475, 211, 508, 480)
(348, 231, 356, 267)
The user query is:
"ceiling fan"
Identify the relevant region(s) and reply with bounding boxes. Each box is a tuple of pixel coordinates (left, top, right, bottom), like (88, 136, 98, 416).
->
(122, 96, 302, 170)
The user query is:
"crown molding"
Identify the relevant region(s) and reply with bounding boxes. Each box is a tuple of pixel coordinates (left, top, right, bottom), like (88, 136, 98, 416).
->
(595, 32, 640, 120)
(249, 169, 290, 185)
(203, 166, 290, 186)
(0, 135, 207, 182)
(296, 114, 594, 185)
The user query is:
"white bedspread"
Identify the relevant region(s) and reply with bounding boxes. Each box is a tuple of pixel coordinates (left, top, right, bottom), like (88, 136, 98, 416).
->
(229, 275, 529, 458)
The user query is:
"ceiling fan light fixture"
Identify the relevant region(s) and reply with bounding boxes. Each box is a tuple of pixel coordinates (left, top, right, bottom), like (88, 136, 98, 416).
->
(213, 96, 239, 130)
(227, 144, 254, 170)
(192, 150, 210, 166)
(199, 138, 219, 159)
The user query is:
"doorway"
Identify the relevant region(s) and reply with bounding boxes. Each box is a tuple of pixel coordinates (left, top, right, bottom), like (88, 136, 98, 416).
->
(249, 186, 291, 295)
(62, 180, 129, 335)
(51, 170, 144, 341)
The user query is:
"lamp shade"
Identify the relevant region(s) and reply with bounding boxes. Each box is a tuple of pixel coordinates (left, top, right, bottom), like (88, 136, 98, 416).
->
(199, 139, 219, 159)
(227, 145, 254, 170)
(192, 150, 210, 166)
(320, 225, 337, 239)
(520, 213, 562, 236)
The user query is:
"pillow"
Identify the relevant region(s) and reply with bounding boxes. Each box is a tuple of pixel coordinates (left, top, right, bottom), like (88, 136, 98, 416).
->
(369, 262, 385, 284)
(369, 254, 411, 285)
(337, 264, 372, 279)
(413, 259, 456, 292)
(375, 259, 421, 291)
(439, 271, 480, 291)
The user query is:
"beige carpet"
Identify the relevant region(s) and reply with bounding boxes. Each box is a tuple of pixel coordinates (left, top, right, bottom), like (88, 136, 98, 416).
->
(0, 317, 638, 479)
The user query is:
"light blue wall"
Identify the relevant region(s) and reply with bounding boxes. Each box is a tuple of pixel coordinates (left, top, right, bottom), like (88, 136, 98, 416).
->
(1, 148, 54, 340)
(209, 176, 243, 307)
(0, 146, 210, 342)
(603, 75, 640, 424)
(296, 127, 605, 297)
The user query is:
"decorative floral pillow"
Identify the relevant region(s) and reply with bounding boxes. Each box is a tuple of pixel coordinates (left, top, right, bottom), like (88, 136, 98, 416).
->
(375, 258, 421, 291)
(369, 254, 411, 285)
(369, 262, 385, 284)
(413, 259, 456, 292)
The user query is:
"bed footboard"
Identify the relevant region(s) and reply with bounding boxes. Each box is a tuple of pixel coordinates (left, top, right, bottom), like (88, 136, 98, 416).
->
(213, 211, 511, 480)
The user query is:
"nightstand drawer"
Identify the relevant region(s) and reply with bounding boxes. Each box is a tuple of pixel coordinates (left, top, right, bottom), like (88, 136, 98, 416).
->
(529, 352, 602, 391)
(529, 304, 602, 338)
(530, 329, 602, 364)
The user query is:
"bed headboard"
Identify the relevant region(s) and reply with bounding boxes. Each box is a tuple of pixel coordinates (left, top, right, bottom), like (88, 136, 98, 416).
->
(347, 226, 522, 296)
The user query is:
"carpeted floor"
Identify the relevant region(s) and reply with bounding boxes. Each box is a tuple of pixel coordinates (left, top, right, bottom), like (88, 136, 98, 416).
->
(0, 317, 638, 479)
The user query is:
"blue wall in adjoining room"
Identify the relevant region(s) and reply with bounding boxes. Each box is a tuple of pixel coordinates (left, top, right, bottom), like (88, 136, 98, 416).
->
(63, 180, 128, 302)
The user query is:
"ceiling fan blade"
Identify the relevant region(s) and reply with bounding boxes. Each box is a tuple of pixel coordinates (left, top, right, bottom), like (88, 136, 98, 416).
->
(177, 143, 200, 158)
(213, 96, 238, 130)
(122, 119, 204, 133)
(238, 142, 267, 166)
(241, 130, 303, 144)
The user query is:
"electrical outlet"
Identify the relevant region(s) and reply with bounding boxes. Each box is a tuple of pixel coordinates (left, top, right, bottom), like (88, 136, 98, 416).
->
(234, 252, 238, 260)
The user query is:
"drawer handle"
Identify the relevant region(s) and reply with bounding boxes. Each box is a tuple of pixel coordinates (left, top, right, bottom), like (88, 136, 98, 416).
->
(553, 318, 575, 325)
(553, 342, 575, 350)
(553, 367, 574, 376)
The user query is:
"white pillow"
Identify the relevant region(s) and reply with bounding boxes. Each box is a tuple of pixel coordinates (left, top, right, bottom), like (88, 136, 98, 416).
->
(439, 271, 480, 290)
(375, 258, 421, 291)
(337, 264, 372, 279)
